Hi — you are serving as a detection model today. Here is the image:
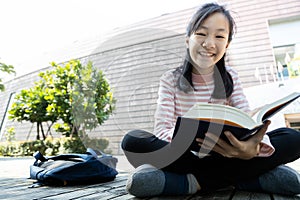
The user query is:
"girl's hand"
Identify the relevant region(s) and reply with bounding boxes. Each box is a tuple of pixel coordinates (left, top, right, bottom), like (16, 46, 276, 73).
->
(196, 120, 271, 160)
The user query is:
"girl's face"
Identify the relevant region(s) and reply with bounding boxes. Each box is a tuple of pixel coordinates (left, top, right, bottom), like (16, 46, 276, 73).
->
(186, 12, 230, 75)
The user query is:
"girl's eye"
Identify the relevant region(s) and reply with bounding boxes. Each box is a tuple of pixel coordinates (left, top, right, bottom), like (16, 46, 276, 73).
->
(195, 32, 206, 36)
(216, 35, 225, 39)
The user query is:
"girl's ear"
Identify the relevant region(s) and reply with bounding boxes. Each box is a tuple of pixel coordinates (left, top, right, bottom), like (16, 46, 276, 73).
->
(185, 36, 189, 48)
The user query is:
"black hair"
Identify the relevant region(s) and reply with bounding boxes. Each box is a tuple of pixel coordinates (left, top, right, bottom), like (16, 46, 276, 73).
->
(176, 3, 235, 99)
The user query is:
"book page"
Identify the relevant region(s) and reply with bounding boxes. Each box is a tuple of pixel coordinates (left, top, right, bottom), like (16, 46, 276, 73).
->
(183, 103, 258, 129)
(255, 92, 300, 123)
(249, 106, 263, 117)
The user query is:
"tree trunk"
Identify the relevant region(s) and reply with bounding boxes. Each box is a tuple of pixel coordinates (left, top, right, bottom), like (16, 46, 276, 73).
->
(36, 122, 40, 140)
(70, 124, 79, 138)
(40, 122, 46, 140)
(46, 122, 53, 137)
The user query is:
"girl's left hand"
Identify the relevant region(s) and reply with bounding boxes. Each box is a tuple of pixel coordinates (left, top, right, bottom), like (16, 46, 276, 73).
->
(196, 120, 271, 160)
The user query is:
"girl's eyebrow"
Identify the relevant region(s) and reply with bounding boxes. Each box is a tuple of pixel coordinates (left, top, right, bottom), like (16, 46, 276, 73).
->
(197, 25, 228, 33)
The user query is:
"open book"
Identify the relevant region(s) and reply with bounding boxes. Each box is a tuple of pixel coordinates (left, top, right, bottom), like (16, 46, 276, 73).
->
(172, 92, 300, 151)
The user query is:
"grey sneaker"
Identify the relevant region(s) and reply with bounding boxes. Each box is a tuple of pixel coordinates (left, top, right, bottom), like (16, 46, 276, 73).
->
(126, 164, 165, 197)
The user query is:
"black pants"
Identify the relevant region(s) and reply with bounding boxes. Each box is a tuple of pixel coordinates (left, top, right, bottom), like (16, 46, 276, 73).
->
(121, 128, 300, 191)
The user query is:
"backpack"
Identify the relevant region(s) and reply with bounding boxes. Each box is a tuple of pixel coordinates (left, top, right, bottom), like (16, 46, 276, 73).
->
(29, 148, 118, 186)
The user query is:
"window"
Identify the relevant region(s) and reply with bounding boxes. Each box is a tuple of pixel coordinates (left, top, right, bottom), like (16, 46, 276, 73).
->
(273, 44, 300, 79)
(285, 113, 300, 131)
(268, 17, 300, 79)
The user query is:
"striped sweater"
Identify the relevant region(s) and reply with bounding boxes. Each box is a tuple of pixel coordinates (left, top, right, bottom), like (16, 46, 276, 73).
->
(154, 66, 274, 157)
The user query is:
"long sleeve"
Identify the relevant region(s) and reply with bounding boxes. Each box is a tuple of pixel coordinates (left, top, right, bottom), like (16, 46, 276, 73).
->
(153, 71, 177, 142)
(259, 136, 275, 157)
(228, 68, 251, 113)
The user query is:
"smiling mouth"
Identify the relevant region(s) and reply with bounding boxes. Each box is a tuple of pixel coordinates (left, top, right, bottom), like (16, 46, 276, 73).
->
(199, 52, 215, 57)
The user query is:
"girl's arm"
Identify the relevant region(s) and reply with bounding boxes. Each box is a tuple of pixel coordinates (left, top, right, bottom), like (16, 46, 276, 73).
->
(153, 72, 177, 142)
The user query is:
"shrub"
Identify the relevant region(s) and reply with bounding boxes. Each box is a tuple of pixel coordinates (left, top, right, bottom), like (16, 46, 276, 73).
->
(0, 136, 109, 157)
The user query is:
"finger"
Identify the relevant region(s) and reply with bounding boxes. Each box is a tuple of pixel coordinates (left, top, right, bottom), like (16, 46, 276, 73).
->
(196, 135, 216, 146)
(206, 132, 230, 149)
(205, 133, 231, 153)
(252, 120, 271, 141)
(201, 140, 232, 158)
(207, 143, 228, 157)
(224, 131, 242, 147)
(199, 137, 215, 149)
(205, 132, 219, 141)
(195, 138, 203, 143)
(196, 138, 206, 147)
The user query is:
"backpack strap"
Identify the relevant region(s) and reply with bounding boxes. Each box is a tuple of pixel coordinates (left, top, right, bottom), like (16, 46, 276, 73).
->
(33, 151, 47, 166)
(86, 148, 118, 169)
(33, 151, 93, 166)
(86, 148, 105, 157)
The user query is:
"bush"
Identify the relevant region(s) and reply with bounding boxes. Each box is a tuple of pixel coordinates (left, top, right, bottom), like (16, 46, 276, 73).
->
(0, 136, 109, 157)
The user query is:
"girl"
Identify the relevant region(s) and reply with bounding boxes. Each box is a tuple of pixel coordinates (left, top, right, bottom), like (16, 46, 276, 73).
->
(121, 3, 300, 197)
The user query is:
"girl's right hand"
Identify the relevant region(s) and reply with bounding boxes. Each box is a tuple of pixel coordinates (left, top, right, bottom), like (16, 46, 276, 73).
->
(196, 120, 271, 160)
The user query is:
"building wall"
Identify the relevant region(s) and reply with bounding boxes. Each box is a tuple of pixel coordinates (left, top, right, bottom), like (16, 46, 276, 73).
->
(0, 0, 299, 154)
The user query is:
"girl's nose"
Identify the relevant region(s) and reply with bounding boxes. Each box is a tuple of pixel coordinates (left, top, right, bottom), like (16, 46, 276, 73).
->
(203, 37, 215, 48)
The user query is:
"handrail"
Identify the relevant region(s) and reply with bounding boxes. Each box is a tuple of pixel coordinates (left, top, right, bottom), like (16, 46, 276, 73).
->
(0, 92, 15, 140)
